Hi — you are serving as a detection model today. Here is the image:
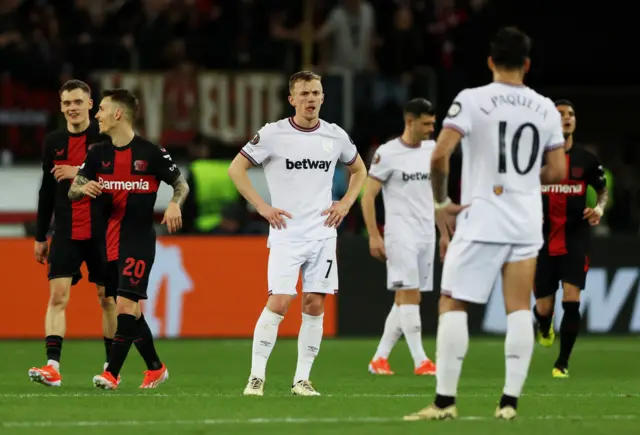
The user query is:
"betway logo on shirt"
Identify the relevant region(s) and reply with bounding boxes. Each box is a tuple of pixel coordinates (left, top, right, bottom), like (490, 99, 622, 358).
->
(541, 182, 584, 195)
(286, 158, 331, 172)
(99, 176, 151, 191)
(402, 172, 430, 181)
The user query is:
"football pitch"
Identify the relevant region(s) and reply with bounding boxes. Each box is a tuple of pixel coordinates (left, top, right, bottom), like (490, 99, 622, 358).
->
(1, 337, 638, 434)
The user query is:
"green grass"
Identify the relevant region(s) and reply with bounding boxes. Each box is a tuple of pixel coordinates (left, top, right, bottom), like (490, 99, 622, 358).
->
(0, 337, 638, 434)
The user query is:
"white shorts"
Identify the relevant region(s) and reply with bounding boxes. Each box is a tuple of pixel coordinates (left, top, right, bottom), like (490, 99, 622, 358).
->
(441, 236, 541, 304)
(385, 241, 434, 292)
(268, 237, 338, 296)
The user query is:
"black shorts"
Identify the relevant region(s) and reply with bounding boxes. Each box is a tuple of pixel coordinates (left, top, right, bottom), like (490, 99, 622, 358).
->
(47, 232, 106, 286)
(534, 250, 589, 299)
(105, 242, 156, 301)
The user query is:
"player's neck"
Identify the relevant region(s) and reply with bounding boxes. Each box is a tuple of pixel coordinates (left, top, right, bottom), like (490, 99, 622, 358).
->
(400, 132, 420, 147)
(564, 135, 573, 152)
(492, 70, 524, 87)
(109, 127, 136, 147)
(291, 114, 319, 130)
(67, 119, 90, 134)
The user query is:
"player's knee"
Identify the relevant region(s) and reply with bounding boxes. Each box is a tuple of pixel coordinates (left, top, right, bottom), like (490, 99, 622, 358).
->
(535, 296, 554, 316)
(562, 283, 580, 302)
(438, 293, 466, 314)
(266, 294, 293, 316)
(48, 284, 70, 309)
(302, 293, 326, 316)
(115, 296, 138, 316)
(99, 294, 116, 311)
(395, 289, 421, 305)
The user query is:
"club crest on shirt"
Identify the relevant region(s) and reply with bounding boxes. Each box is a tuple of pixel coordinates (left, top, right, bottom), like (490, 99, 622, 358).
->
(250, 132, 260, 145)
(372, 153, 380, 164)
(493, 184, 504, 196)
(321, 138, 334, 154)
(571, 167, 584, 178)
(134, 160, 148, 171)
(447, 102, 461, 118)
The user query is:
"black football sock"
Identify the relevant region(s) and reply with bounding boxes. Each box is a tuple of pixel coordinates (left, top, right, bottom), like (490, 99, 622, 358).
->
(434, 394, 456, 409)
(45, 335, 63, 363)
(106, 314, 137, 378)
(104, 337, 113, 362)
(499, 394, 518, 410)
(533, 306, 553, 337)
(555, 301, 581, 369)
(134, 314, 163, 371)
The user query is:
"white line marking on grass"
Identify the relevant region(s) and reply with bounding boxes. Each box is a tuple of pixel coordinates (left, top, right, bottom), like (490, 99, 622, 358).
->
(2, 415, 639, 428)
(1, 392, 638, 399)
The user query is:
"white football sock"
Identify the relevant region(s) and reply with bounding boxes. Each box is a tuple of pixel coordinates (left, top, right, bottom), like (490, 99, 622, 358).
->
(399, 304, 428, 366)
(435, 311, 469, 397)
(373, 304, 402, 360)
(293, 312, 324, 384)
(504, 310, 534, 398)
(249, 308, 283, 381)
(47, 360, 60, 371)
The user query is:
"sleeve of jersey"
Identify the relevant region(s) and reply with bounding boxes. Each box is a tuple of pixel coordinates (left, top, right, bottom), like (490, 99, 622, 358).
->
(153, 147, 181, 184)
(35, 136, 56, 242)
(368, 151, 391, 182)
(77, 145, 98, 180)
(442, 91, 471, 136)
(339, 135, 358, 165)
(545, 110, 565, 151)
(240, 129, 271, 165)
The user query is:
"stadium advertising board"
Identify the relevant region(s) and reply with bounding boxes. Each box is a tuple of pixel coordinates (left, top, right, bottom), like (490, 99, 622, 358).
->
(337, 235, 640, 336)
(95, 71, 287, 145)
(0, 237, 336, 339)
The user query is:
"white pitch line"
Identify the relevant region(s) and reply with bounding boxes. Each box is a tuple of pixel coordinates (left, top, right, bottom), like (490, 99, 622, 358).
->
(2, 415, 639, 428)
(1, 392, 638, 399)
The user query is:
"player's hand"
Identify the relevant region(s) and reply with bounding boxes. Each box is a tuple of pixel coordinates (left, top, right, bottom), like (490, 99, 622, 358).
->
(583, 207, 602, 226)
(368, 235, 386, 261)
(439, 236, 450, 262)
(162, 202, 183, 233)
(256, 204, 292, 229)
(34, 240, 49, 264)
(436, 202, 468, 234)
(81, 180, 103, 198)
(51, 165, 78, 181)
(322, 200, 350, 228)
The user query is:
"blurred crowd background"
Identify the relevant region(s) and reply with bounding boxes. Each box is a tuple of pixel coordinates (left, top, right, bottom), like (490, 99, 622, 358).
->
(1, 0, 638, 236)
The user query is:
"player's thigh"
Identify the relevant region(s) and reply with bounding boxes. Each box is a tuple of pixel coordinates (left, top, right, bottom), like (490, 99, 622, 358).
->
(560, 253, 588, 291)
(502, 243, 542, 313)
(533, 250, 561, 300)
(441, 237, 510, 304)
(385, 241, 420, 291)
(417, 242, 435, 292)
(47, 233, 84, 284)
(268, 241, 306, 296)
(82, 238, 107, 286)
(300, 237, 338, 295)
(117, 242, 156, 302)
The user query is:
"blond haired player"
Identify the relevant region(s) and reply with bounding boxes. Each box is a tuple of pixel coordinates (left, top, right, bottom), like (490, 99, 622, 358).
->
(362, 98, 446, 376)
(228, 71, 367, 396)
(404, 27, 567, 421)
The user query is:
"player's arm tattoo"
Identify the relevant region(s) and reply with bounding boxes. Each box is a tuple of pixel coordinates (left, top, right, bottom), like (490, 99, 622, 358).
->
(596, 187, 608, 211)
(68, 176, 89, 201)
(170, 174, 190, 207)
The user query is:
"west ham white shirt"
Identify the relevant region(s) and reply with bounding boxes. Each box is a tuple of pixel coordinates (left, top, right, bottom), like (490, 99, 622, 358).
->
(240, 117, 358, 243)
(369, 138, 436, 244)
(443, 82, 565, 245)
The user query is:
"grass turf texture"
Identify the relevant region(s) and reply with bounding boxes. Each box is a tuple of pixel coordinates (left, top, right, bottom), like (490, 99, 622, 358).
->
(0, 337, 638, 434)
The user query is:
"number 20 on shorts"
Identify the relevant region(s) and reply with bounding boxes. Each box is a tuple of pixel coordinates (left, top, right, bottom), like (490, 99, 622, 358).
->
(123, 257, 146, 279)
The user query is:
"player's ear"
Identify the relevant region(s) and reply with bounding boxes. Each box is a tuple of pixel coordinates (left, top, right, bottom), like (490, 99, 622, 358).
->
(487, 56, 495, 72)
(88, 99, 93, 110)
(288, 94, 295, 107)
(523, 57, 531, 73)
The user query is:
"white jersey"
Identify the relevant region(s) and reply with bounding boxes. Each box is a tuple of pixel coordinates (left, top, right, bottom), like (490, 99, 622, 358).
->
(240, 117, 358, 243)
(443, 82, 565, 245)
(369, 138, 436, 244)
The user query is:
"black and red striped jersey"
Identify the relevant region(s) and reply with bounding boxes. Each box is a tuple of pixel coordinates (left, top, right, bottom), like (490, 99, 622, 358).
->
(78, 136, 181, 261)
(36, 121, 106, 241)
(541, 146, 606, 255)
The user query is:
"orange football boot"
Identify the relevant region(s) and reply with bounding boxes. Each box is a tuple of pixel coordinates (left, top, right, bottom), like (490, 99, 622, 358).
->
(139, 363, 169, 389)
(368, 357, 394, 375)
(28, 365, 62, 387)
(414, 359, 436, 376)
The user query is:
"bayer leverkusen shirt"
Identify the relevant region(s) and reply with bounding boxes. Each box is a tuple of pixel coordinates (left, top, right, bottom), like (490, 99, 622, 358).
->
(78, 136, 181, 261)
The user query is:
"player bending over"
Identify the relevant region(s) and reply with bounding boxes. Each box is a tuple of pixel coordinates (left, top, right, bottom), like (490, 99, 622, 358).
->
(404, 27, 567, 421)
(362, 98, 447, 376)
(29, 79, 116, 387)
(69, 88, 189, 389)
(533, 100, 608, 378)
(228, 71, 367, 397)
